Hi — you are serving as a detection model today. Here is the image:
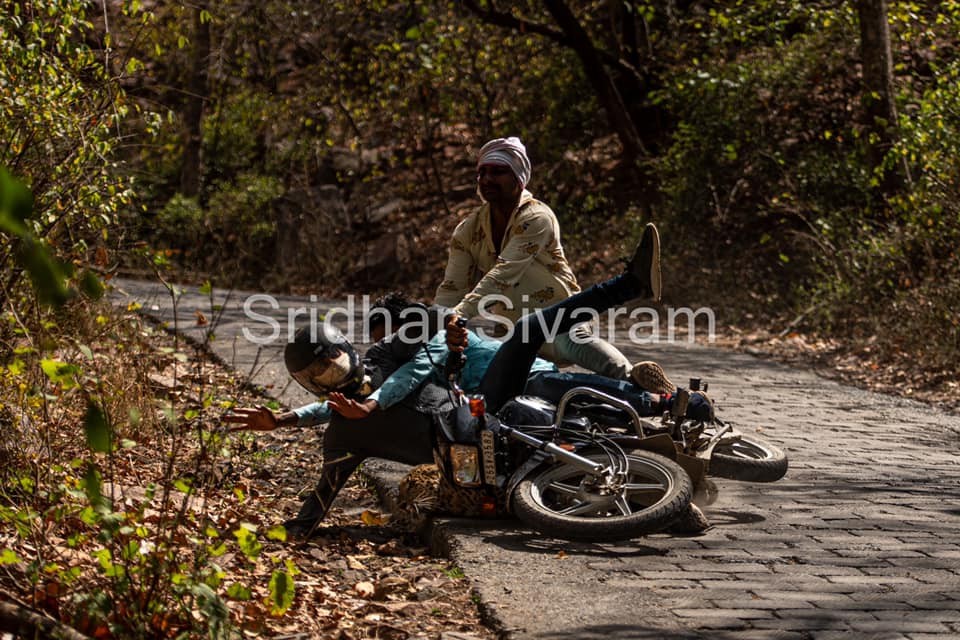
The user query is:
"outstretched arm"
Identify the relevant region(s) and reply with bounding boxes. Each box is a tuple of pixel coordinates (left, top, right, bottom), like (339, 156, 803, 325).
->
(327, 393, 379, 419)
(223, 405, 298, 432)
(224, 400, 333, 430)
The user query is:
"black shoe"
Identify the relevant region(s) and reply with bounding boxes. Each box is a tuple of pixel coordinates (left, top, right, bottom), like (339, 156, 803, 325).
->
(283, 483, 336, 540)
(666, 388, 714, 422)
(626, 223, 661, 302)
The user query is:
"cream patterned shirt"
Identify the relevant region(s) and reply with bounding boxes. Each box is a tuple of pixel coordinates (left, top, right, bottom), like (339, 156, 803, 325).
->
(435, 190, 580, 323)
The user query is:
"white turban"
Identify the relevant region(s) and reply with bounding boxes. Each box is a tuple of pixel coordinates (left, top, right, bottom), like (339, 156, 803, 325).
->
(477, 137, 532, 188)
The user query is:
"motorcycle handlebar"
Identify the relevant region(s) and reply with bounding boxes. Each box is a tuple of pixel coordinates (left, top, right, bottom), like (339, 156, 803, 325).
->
(444, 316, 469, 381)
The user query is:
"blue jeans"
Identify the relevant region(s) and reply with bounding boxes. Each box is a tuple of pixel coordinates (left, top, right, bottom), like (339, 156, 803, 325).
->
(523, 370, 659, 415)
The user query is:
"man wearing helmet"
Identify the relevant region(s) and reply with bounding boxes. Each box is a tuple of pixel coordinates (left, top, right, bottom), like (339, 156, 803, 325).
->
(435, 136, 639, 381)
(224, 295, 454, 538)
(228, 224, 709, 538)
(224, 294, 449, 431)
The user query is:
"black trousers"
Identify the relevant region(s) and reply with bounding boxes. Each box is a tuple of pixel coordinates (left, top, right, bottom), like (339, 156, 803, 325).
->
(288, 402, 435, 527)
(479, 272, 642, 411)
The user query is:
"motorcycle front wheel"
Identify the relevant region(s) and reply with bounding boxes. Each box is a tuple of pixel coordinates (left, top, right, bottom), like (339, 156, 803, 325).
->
(708, 434, 788, 482)
(512, 449, 692, 542)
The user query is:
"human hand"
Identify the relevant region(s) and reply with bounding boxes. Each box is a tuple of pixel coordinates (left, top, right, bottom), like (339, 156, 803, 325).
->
(328, 392, 378, 419)
(223, 405, 280, 432)
(446, 314, 468, 353)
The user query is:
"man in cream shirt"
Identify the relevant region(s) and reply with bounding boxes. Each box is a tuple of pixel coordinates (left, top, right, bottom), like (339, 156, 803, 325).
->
(436, 136, 636, 379)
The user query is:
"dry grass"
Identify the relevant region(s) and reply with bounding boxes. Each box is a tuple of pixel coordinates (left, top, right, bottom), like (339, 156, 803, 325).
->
(0, 300, 494, 639)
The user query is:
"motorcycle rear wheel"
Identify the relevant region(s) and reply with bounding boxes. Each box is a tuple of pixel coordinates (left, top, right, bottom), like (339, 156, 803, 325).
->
(709, 434, 788, 482)
(512, 449, 692, 542)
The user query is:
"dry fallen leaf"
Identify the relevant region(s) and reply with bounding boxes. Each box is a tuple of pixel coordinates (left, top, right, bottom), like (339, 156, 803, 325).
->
(361, 509, 387, 526)
(373, 576, 410, 600)
(354, 581, 375, 598)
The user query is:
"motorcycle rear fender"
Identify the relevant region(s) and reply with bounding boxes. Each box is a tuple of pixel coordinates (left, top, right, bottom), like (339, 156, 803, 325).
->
(606, 433, 676, 459)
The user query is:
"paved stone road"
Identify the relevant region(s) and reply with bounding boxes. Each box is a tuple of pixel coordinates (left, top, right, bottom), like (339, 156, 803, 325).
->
(437, 341, 960, 640)
(111, 279, 960, 640)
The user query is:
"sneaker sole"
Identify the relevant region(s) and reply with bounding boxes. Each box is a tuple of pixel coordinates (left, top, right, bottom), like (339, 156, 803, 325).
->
(630, 360, 676, 394)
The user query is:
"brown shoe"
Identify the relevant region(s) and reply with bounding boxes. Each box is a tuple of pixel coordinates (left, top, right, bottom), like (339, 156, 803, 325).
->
(630, 361, 676, 394)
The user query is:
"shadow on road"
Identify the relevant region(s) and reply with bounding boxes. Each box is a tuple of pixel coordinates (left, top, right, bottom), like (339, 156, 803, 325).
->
(478, 531, 666, 558)
(706, 509, 767, 527)
(529, 623, 702, 639)
(434, 518, 667, 557)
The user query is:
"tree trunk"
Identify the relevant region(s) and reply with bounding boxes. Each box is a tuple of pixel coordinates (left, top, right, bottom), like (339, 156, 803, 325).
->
(180, 3, 211, 198)
(542, 0, 646, 161)
(856, 0, 910, 196)
(619, 1, 641, 70)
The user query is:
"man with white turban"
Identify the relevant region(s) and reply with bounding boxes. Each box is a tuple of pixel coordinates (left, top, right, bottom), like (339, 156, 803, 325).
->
(435, 136, 650, 380)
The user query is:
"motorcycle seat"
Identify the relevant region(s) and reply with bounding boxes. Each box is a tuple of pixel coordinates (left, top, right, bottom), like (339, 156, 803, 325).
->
(569, 401, 633, 426)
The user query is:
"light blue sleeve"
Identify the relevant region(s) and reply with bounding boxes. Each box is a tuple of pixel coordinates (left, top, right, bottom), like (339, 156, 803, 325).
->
(530, 356, 559, 374)
(293, 401, 332, 427)
(368, 332, 449, 410)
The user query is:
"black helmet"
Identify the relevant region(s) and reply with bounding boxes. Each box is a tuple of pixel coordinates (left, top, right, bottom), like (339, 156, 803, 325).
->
(284, 324, 364, 397)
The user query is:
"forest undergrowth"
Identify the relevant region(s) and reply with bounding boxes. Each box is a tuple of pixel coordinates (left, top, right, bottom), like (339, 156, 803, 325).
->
(0, 297, 494, 639)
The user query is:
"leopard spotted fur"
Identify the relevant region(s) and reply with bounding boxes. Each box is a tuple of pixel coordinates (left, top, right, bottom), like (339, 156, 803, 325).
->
(392, 457, 505, 533)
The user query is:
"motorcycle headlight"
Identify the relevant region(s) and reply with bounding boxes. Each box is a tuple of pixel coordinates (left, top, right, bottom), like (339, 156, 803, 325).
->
(450, 444, 481, 487)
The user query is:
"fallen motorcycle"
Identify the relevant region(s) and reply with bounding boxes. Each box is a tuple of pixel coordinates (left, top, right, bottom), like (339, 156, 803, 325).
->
(414, 331, 698, 541)
(424, 366, 786, 541)
(429, 386, 695, 542)
(565, 377, 789, 487)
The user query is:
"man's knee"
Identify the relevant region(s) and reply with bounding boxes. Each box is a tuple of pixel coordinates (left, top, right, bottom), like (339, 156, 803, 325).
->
(553, 333, 631, 379)
(603, 359, 631, 380)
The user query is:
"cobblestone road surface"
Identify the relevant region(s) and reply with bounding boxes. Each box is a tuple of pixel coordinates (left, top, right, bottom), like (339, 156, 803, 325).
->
(112, 279, 960, 640)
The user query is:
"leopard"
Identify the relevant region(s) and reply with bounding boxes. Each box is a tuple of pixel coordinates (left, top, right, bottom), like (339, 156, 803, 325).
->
(392, 457, 505, 534)
(392, 463, 442, 534)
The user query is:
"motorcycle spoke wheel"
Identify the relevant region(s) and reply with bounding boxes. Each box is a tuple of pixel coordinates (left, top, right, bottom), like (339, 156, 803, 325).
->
(559, 499, 611, 517)
(512, 449, 692, 542)
(547, 481, 582, 498)
(623, 482, 672, 504)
